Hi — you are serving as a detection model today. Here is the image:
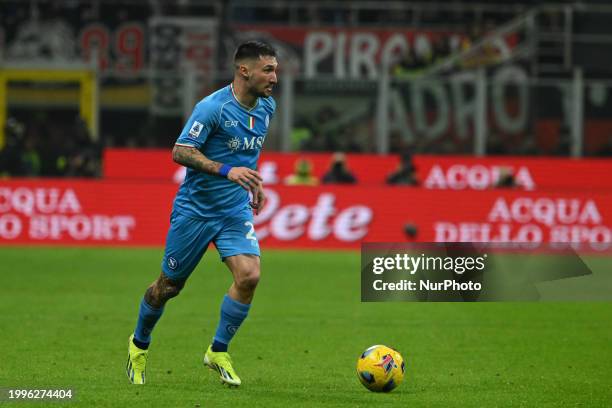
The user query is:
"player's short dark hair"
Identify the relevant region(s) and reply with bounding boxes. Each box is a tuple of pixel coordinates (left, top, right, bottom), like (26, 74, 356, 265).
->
(234, 41, 277, 64)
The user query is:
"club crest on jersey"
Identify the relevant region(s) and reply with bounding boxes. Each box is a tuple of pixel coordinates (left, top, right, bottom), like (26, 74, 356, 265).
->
(188, 121, 204, 138)
(167, 257, 178, 270)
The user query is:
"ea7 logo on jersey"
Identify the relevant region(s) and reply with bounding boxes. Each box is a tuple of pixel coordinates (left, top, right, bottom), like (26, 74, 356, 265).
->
(189, 121, 204, 138)
(224, 120, 238, 127)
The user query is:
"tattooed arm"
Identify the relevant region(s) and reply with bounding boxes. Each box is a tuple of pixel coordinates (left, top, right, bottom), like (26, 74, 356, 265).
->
(172, 144, 222, 175)
(172, 145, 263, 195)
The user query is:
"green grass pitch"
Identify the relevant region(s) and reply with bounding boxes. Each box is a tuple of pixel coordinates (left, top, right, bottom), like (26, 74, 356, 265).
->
(0, 247, 611, 407)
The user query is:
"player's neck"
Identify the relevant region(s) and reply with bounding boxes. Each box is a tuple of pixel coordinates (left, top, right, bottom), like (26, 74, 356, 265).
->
(231, 81, 258, 110)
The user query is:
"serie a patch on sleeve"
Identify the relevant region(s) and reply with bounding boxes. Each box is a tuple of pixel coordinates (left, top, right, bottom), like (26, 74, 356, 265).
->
(189, 121, 204, 138)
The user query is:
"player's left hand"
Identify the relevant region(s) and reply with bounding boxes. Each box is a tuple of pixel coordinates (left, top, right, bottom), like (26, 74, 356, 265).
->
(250, 184, 266, 215)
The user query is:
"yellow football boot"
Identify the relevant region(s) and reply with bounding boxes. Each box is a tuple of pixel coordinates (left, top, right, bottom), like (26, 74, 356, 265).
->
(126, 334, 148, 384)
(203, 345, 241, 386)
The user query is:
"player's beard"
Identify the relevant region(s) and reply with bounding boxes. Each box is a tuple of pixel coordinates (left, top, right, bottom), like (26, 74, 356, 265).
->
(252, 82, 274, 98)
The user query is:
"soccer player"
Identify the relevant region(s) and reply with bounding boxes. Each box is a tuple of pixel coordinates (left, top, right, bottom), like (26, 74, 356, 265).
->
(126, 41, 278, 386)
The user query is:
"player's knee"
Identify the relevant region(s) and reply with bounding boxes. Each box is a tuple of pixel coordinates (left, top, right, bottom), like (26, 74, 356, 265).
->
(236, 268, 260, 292)
(162, 281, 183, 300)
(145, 274, 185, 307)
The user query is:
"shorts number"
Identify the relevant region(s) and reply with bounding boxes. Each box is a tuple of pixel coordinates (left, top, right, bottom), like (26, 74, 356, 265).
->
(244, 222, 257, 241)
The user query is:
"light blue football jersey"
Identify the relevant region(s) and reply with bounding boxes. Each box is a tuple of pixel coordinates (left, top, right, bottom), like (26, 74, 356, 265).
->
(173, 84, 276, 219)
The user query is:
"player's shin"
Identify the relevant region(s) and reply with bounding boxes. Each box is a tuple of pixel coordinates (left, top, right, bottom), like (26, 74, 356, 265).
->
(211, 294, 251, 352)
(133, 297, 164, 348)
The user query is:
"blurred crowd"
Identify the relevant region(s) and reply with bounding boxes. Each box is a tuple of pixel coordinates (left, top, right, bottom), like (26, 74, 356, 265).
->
(284, 151, 417, 187)
(283, 150, 527, 188)
(292, 106, 368, 153)
(0, 0, 610, 179)
(0, 114, 101, 178)
(390, 20, 504, 78)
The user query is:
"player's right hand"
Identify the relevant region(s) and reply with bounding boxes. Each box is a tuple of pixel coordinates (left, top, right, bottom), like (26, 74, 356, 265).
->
(249, 184, 266, 215)
(227, 167, 263, 193)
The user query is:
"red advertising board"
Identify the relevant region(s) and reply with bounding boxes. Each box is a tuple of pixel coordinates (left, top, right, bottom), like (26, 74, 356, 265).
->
(1, 180, 610, 251)
(0, 180, 176, 246)
(103, 150, 400, 185)
(414, 156, 612, 191)
(256, 186, 612, 251)
(103, 149, 612, 191)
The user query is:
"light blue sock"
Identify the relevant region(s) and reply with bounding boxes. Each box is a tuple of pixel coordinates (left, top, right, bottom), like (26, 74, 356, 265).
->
(133, 297, 164, 347)
(212, 295, 251, 351)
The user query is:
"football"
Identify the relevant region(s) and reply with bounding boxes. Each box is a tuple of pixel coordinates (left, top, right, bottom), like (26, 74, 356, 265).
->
(356, 345, 405, 392)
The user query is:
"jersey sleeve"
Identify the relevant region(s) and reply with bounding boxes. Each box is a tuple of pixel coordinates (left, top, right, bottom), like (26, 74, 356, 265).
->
(175, 100, 220, 149)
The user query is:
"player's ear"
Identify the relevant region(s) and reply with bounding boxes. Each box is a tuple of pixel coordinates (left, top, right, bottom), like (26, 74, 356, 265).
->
(238, 63, 250, 80)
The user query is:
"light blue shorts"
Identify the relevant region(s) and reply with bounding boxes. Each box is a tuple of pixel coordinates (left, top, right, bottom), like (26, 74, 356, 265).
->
(161, 209, 260, 281)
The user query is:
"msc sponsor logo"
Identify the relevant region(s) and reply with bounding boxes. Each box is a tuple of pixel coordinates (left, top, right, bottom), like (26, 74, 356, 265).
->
(227, 136, 265, 153)
(227, 137, 241, 152)
(242, 136, 264, 150)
